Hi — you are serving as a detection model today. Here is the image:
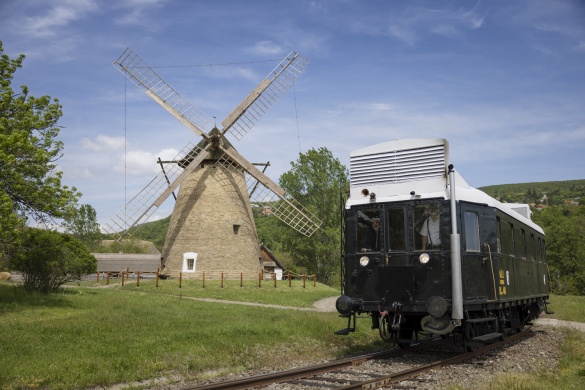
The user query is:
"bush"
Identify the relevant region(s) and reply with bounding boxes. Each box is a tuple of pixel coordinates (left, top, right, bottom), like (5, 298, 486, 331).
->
(10, 228, 97, 293)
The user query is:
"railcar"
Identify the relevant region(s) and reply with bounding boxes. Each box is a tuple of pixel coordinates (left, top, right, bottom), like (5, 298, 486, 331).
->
(335, 139, 551, 349)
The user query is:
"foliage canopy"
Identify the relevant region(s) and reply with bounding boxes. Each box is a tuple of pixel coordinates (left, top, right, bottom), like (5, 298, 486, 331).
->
(11, 228, 97, 293)
(276, 147, 349, 284)
(0, 40, 81, 260)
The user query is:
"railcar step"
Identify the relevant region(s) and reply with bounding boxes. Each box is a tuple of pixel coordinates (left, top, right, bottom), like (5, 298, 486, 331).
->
(466, 317, 497, 324)
(334, 327, 355, 335)
(471, 332, 504, 342)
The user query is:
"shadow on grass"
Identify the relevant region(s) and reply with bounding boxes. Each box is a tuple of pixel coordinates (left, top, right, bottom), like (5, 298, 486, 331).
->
(0, 282, 88, 314)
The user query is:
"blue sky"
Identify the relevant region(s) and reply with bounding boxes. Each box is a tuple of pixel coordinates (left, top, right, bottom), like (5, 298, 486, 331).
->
(1, 0, 584, 226)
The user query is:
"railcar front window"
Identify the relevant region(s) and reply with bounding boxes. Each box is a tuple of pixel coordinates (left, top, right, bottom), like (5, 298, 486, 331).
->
(415, 203, 441, 251)
(464, 211, 480, 251)
(387, 208, 405, 251)
(357, 209, 383, 252)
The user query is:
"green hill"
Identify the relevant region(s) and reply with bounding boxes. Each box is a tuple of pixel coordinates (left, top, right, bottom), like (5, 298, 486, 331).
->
(479, 179, 585, 206)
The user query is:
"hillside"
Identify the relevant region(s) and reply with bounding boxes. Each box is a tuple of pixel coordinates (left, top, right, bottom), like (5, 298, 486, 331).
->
(479, 179, 585, 207)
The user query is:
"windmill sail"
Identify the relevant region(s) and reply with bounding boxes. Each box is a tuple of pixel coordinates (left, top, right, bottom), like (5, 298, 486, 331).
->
(221, 51, 310, 140)
(113, 48, 214, 139)
(215, 147, 322, 237)
(102, 143, 207, 237)
(105, 48, 321, 243)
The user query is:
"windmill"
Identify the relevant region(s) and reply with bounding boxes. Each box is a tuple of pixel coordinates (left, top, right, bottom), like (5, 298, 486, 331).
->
(102, 48, 321, 278)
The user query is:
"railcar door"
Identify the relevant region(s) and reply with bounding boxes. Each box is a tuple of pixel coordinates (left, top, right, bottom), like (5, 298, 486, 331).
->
(460, 203, 492, 302)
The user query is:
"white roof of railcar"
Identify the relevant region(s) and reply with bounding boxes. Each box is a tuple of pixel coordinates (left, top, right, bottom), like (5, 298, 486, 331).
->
(347, 138, 544, 234)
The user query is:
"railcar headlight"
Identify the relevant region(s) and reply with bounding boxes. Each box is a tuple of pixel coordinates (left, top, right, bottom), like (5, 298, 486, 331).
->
(359, 256, 370, 267)
(419, 253, 430, 264)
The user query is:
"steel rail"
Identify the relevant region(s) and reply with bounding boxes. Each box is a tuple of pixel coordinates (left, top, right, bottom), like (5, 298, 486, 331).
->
(188, 328, 532, 389)
(336, 327, 533, 390)
(188, 341, 435, 390)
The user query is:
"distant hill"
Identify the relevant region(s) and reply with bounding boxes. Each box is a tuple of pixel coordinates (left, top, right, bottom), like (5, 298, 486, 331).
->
(479, 179, 585, 207)
(131, 215, 171, 251)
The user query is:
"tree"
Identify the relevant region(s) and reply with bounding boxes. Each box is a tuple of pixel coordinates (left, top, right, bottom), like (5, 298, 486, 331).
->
(62, 204, 101, 251)
(278, 147, 349, 284)
(11, 228, 97, 293)
(532, 205, 585, 295)
(0, 40, 80, 261)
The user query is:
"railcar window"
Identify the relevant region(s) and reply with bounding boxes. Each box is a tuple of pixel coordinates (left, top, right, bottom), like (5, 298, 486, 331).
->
(509, 223, 516, 256)
(387, 208, 406, 251)
(496, 217, 502, 253)
(357, 209, 383, 252)
(528, 233, 535, 261)
(519, 228, 526, 259)
(463, 211, 480, 251)
(415, 203, 441, 251)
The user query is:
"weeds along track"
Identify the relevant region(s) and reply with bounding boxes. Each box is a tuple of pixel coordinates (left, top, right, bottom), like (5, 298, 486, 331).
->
(189, 328, 533, 390)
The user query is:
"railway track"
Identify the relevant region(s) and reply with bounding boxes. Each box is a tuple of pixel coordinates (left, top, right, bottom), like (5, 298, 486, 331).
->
(189, 327, 532, 389)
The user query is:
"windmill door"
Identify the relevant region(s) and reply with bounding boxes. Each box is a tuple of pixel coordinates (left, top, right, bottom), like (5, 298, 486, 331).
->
(460, 203, 492, 302)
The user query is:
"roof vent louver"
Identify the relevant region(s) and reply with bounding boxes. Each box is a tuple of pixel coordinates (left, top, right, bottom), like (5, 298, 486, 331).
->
(350, 144, 446, 187)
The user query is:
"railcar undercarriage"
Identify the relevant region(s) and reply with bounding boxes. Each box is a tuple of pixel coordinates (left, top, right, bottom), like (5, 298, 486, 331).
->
(336, 297, 551, 351)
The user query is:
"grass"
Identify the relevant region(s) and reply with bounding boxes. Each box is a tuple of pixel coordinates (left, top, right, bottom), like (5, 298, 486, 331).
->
(0, 281, 379, 390)
(109, 276, 342, 308)
(1, 281, 584, 390)
(477, 330, 585, 390)
(546, 294, 585, 323)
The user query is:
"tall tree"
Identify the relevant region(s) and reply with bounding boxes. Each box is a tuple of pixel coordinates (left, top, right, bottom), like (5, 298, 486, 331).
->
(0, 41, 80, 260)
(62, 204, 101, 251)
(278, 147, 349, 284)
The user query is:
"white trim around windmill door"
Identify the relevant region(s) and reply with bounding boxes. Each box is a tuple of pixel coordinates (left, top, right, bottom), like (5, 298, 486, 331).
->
(182, 252, 198, 273)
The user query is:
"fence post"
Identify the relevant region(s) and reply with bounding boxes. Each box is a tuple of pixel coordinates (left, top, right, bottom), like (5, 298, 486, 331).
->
(258, 272, 262, 288)
(273, 272, 277, 288)
(202, 272, 205, 289)
(221, 272, 224, 288)
(136, 271, 140, 287)
(156, 268, 159, 288)
(313, 274, 316, 287)
(179, 272, 182, 289)
(288, 271, 292, 288)
(240, 272, 243, 288)
(121, 271, 125, 286)
(96, 272, 99, 283)
(303, 274, 306, 289)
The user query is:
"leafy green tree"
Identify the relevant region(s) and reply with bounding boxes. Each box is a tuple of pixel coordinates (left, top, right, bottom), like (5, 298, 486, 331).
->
(62, 204, 101, 250)
(11, 228, 97, 293)
(533, 205, 585, 295)
(0, 40, 80, 262)
(278, 147, 349, 284)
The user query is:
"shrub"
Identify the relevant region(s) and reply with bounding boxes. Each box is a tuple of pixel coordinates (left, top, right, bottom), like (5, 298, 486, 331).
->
(11, 228, 97, 293)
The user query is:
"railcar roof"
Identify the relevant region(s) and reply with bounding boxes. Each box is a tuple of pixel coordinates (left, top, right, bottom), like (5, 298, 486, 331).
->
(347, 138, 544, 234)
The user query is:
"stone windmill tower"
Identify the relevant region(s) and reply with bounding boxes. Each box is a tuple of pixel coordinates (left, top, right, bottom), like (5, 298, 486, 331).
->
(103, 48, 321, 278)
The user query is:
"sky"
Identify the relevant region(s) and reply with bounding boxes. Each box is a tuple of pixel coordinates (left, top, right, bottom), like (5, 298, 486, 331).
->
(1, 0, 584, 227)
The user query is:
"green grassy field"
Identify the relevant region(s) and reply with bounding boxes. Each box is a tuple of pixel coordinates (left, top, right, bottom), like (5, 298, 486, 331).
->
(1, 281, 583, 390)
(0, 280, 379, 389)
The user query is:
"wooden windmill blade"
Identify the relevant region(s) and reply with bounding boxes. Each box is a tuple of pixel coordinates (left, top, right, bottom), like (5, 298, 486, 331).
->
(113, 48, 214, 139)
(102, 143, 209, 238)
(216, 146, 322, 237)
(220, 51, 310, 140)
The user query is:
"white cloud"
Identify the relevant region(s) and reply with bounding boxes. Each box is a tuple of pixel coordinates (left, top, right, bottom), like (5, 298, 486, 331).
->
(21, 0, 98, 38)
(249, 41, 283, 56)
(81, 135, 126, 152)
(113, 147, 179, 176)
